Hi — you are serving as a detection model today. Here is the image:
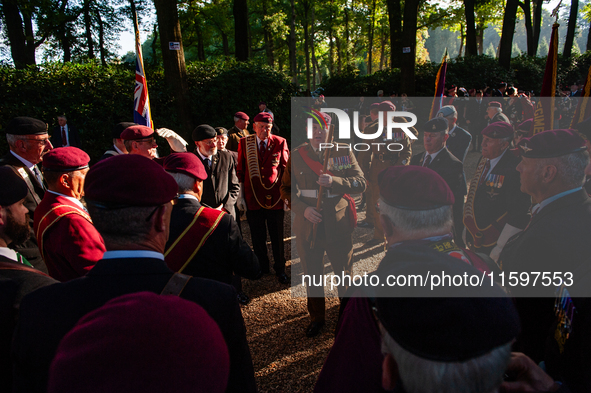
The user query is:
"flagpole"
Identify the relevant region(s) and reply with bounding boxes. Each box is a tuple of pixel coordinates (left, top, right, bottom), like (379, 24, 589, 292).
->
(430, 49, 448, 119)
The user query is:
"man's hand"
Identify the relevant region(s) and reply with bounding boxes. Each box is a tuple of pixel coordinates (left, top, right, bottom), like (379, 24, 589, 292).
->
(317, 173, 333, 188)
(304, 207, 322, 224)
(501, 352, 560, 393)
(156, 128, 188, 152)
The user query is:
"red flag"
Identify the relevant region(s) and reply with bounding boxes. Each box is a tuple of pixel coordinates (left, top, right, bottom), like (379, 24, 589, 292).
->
(430, 50, 448, 119)
(532, 23, 559, 135)
(570, 64, 591, 128)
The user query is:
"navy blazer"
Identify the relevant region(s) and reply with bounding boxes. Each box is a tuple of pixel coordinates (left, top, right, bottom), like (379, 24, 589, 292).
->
(446, 125, 472, 163)
(50, 125, 81, 148)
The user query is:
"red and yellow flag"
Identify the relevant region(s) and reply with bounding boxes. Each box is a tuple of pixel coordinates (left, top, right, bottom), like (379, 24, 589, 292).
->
(570, 64, 591, 128)
(532, 23, 559, 135)
(430, 50, 448, 119)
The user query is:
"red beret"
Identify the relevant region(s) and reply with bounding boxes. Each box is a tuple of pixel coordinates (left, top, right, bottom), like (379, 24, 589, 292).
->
(164, 153, 207, 181)
(516, 119, 533, 133)
(482, 122, 514, 139)
(0, 166, 28, 206)
(48, 292, 230, 393)
(234, 112, 249, 121)
(378, 166, 454, 210)
(488, 101, 502, 109)
(518, 129, 587, 158)
(42, 147, 90, 172)
(373, 100, 396, 112)
(84, 155, 178, 207)
(254, 112, 273, 123)
(120, 125, 154, 140)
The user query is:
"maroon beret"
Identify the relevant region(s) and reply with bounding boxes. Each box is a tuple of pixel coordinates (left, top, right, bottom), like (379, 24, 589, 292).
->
(481, 122, 514, 139)
(5, 117, 47, 135)
(516, 119, 533, 133)
(120, 125, 154, 140)
(488, 101, 502, 109)
(48, 292, 230, 393)
(0, 166, 28, 206)
(254, 112, 273, 124)
(42, 147, 90, 172)
(84, 155, 178, 208)
(378, 166, 454, 210)
(164, 153, 207, 181)
(234, 112, 249, 121)
(518, 129, 587, 158)
(112, 122, 137, 139)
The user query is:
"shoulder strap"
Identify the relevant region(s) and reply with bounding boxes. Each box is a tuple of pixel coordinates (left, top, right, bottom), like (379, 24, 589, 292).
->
(245, 135, 282, 208)
(0, 261, 52, 277)
(8, 165, 42, 204)
(164, 206, 225, 273)
(160, 272, 192, 296)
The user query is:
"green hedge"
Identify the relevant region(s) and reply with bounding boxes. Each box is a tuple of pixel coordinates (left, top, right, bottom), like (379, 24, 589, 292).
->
(0, 60, 296, 161)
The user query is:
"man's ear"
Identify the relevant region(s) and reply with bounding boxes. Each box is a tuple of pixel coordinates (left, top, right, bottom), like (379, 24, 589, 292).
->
(542, 165, 558, 184)
(60, 173, 70, 189)
(193, 180, 203, 201)
(153, 204, 170, 233)
(382, 353, 400, 391)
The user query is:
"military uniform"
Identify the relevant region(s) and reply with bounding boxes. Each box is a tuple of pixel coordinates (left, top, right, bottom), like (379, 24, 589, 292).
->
(227, 125, 250, 152)
(357, 117, 415, 241)
(281, 143, 366, 324)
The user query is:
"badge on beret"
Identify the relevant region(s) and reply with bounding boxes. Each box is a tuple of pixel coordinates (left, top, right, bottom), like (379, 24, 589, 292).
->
(432, 124, 437, 130)
(520, 143, 533, 153)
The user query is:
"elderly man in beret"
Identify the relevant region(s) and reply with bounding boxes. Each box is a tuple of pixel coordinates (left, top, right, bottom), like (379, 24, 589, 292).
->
(34, 147, 105, 282)
(499, 130, 591, 377)
(0, 167, 57, 393)
(216, 127, 229, 152)
(120, 125, 188, 160)
(12, 154, 256, 393)
(163, 153, 260, 304)
(463, 122, 530, 262)
(315, 166, 502, 392)
(486, 101, 510, 125)
(410, 118, 467, 247)
(99, 122, 135, 161)
(0, 117, 54, 273)
(436, 105, 472, 163)
(357, 100, 416, 245)
(236, 112, 290, 284)
(281, 112, 366, 337)
(48, 292, 231, 393)
(192, 124, 240, 221)
(227, 112, 250, 153)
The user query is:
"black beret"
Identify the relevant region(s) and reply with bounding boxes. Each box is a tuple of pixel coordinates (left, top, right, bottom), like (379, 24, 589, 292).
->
(0, 167, 28, 206)
(518, 129, 587, 158)
(112, 122, 137, 139)
(192, 125, 217, 142)
(4, 117, 47, 136)
(215, 127, 228, 136)
(422, 118, 448, 133)
(375, 254, 520, 362)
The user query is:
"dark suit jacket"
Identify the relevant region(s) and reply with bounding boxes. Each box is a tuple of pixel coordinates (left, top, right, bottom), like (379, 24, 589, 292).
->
(411, 148, 466, 246)
(0, 153, 46, 272)
(500, 189, 591, 364)
(446, 125, 472, 163)
(196, 150, 240, 220)
(466, 99, 488, 135)
(12, 257, 256, 393)
(167, 198, 260, 284)
(50, 125, 81, 148)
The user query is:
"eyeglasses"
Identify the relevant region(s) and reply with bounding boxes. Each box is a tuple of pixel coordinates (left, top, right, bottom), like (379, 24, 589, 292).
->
(23, 137, 51, 146)
(138, 137, 156, 145)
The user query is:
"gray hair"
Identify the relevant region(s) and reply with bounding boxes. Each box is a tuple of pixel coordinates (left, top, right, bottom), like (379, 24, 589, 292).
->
(6, 134, 20, 149)
(381, 326, 511, 393)
(57, 115, 67, 120)
(87, 204, 155, 246)
(167, 172, 196, 194)
(123, 140, 134, 152)
(540, 150, 589, 189)
(234, 116, 241, 123)
(490, 107, 502, 114)
(379, 197, 453, 235)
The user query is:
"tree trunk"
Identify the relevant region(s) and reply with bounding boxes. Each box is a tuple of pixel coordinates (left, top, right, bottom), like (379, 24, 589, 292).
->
(311, 2, 318, 88)
(532, 0, 543, 56)
(289, 0, 298, 84)
(458, 24, 465, 57)
(328, 0, 334, 75)
(400, 0, 421, 95)
(519, 0, 535, 56)
(233, 0, 249, 61)
(464, 0, 477, 56)
(221, 31, 230, 57)
(368, 0, 376, 74)
(98, 12, 107, 66)
(262, 0, 274, 66)
(303, 0, 311, 92)
(344, 1, 350, 65)
(587, 19, 591, 52)
(386, 0, 403, 69)
(563, 0, 578, 58)
(153, 0, 192, 136)
(1, 0, 37, 68)
(151, 24, 158, 66)
(197, 23, 205, 61)
(498, 0, 519, 69)
(336, 36, 342, 72)
(476, 23, 485, 55)
(83, 0, 95, 58)
(379, 25, 386, 70)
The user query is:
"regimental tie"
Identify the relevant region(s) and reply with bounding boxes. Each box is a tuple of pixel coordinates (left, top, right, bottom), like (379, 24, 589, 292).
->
(61, 127, 68, 147)
(479, 159, 491, 186)
(16, 252, 33, 268)
(423, 154, 432, 167)
(32, 166, 46, 190)
(259, 141, 266, 158)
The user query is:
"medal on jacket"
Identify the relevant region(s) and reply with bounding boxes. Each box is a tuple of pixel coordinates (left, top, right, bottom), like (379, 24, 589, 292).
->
(554, 286, 575, 353)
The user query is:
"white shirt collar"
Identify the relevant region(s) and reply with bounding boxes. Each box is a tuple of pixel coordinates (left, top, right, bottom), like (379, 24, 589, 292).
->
(532, 187, 582, 214)
(10, 150, 36, 172)
(0, 247, 18, 262)
(114, 145, 125, 155)
(195, 149, 212, 161)
(256, 136, 268, 147)
(47, 190, 86, 210)
(178, 194, 199, 201)
(488, 148, 508, 172)
(449, 125, 457, 136)
(102, 250, 164, 260)
(425, 146, 445, 162)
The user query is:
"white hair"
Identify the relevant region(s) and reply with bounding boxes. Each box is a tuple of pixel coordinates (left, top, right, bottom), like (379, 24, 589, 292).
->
(167, 171, 197, 193)
(378, 197, 453, 236)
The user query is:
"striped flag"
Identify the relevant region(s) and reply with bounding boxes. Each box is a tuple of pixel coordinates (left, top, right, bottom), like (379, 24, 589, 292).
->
(430, 50, 448, 119)
(133, 13, 153, 128)
(570, 64, 591, 128)
(532, 23, 559, 135)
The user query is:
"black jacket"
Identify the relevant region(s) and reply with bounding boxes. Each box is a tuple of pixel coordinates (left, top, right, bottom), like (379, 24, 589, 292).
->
(12, 257, 257, 393)
(196, 150, 240, 220)
(446, 125, 472, 163)
(50, 125, 81, 148)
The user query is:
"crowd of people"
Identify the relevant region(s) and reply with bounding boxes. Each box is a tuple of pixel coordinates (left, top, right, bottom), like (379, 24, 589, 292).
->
(1, 87, 590, 392)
